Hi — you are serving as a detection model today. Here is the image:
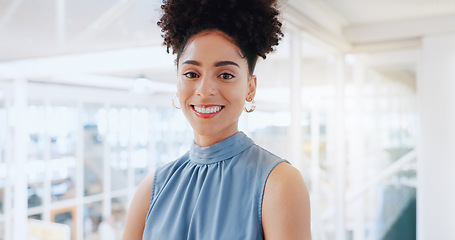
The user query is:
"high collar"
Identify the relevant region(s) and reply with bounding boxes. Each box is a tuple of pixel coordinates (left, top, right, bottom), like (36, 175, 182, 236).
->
(189, 131, 254, 164)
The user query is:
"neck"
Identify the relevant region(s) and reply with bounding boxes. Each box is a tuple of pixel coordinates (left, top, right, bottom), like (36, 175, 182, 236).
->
(193, 129, 239, 147)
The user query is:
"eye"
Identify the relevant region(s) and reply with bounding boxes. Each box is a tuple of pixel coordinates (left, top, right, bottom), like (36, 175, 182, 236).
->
(183, 72, 199, 79)
(219, 73, 235, 80)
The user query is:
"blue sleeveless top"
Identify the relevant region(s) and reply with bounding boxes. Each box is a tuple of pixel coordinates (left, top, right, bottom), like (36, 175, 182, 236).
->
(142, 131, 288, 239)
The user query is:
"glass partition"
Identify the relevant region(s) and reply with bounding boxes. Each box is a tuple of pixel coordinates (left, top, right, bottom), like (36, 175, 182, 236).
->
(84, 201, 103, 240)
(3, 84, 194, 239)
(0, 221, 4, 240)
(152, 106, 192, 167)
(108, 107, 129, 191)
(344, 158, 416, 240)
(131, 108, 150, 185)
(132, 148, 149, 186)
(111, 196, 128, 234)
(0, 98, 6, 240)
(49, 103, 78, 202)
(248, 110, 292, 160)
(109, 150, 129, 191)
(27, 102, 46, 208)
(341, 65, 417, 239)
(51, 206, 77, 240)
(83, 104, 106, 197)
(0, 100, 6, 215)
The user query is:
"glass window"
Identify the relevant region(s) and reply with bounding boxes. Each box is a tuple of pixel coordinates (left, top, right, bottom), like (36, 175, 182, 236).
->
(51, 156, 77, 202)
(107, 107, 129, 148)
(52, 206, 76, 240)
(111, 196, 127, 232)
(345, 160, 416, 240)
(0, 220, 4, 240)
(0, 101, 6, 215)
(152, 106, 192, 167)
(131, 108, 151, 185)
(49, 103, 78, 202)
(254, 30, 291, 89)
(84, 201, 103, 240)
(352, 68, 417, 182)
(28, 104, 46, 158)
(130, 108, 149, 148)
(133, 148, 149, 186)
(248, 110, 292, 160)
(110, 150, 128, 191)
(318, 113, 328, 161)
(0, 179, 3, 215)
(83, 104, 105, 196)
(108, 107, 129, 191)
(300, 112, 312, 174)
(342, 66, 417, 239)
(0, 221, 6, 240)
(27, 102, 46, 208)
(48, 104, 77, 155)
(0, 93, 4, 240)
(0, 92, 3, 240)
(28, 213, 42, 220)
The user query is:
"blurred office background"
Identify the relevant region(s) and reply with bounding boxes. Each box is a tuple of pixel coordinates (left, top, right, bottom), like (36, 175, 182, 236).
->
(1, 0, 455, 239)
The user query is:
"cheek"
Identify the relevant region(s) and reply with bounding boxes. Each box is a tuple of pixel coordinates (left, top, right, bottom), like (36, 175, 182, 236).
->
(228, 84, 249, 105)
(177, 79, 192, 98)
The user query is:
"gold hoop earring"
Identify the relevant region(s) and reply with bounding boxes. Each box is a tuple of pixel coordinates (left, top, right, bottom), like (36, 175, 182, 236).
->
(172, 94, 181, 109)
(244, 99, 256, 113)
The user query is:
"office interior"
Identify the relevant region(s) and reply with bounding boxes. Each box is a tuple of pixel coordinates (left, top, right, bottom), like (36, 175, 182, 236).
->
(1, 0, 455, 239)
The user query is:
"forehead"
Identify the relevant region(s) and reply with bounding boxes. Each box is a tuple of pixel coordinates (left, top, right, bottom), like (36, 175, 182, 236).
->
(179, 31, 246, 65)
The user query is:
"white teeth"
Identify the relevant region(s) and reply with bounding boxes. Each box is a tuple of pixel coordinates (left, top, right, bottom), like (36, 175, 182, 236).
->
(194, 106, 222, 114)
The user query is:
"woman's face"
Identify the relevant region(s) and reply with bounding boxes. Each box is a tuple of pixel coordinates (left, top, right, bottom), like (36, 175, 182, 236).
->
(177, 30, 256, 146)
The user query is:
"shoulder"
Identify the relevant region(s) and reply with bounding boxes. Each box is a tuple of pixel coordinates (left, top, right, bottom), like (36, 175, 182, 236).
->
(153, 151, 190, 184)
(262, 163, 311, 240)
(158, 151, 190, 172)
(243, 144, 286, 165)
(121, 172, 155, 240)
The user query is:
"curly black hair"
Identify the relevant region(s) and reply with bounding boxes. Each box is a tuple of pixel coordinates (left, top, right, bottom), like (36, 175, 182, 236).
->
(157, 0, 283, 74)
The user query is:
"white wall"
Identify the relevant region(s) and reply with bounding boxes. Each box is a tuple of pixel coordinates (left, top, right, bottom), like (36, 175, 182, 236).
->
(417, 33, 455, 240)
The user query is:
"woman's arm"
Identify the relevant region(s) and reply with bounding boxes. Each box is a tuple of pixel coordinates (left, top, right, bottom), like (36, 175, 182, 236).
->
(121, 172, 155, 240)
(262, 162, 311, 240)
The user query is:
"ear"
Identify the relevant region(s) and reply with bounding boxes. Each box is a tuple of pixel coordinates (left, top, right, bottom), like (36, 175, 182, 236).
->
(247, 75, 257, 101)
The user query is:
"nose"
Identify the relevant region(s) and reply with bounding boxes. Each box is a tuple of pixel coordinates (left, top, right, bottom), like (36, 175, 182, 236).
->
(196, 75, 217, 97)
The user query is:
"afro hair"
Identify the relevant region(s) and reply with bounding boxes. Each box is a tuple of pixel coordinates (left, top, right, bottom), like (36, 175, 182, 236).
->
(157, 0, 284, 74)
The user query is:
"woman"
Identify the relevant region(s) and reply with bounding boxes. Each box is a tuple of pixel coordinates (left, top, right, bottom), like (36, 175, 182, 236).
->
(122, 0, 311, 239)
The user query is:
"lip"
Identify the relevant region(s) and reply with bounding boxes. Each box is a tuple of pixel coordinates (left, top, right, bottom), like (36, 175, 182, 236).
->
(191, 105, 224, 119)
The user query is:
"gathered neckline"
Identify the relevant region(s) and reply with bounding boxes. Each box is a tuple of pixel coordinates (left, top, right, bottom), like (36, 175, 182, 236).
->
(189, 131, 254, 164)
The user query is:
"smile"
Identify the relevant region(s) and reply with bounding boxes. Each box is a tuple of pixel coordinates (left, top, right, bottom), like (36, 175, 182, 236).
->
(191, 105, 224, 118)
(193, 105, 223, 114)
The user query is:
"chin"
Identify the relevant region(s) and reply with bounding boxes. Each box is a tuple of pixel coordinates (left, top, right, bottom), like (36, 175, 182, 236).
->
(193, 125, 221, 137)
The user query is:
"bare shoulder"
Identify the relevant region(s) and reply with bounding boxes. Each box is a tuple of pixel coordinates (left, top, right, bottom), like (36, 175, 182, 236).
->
(267, 162, 305, 187)
(262, 162, 311, 240)
(121, 172, 155, 240)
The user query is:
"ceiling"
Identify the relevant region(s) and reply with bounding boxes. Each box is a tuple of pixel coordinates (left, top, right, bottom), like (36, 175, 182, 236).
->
(316, 0, 455, 24)
(0, 0, 163, 61)
(1, 0, 455, 89)
(1, 0, 455, 61)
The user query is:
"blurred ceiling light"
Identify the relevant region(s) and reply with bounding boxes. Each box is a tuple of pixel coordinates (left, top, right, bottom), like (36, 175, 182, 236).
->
(345, 54, 356, 65)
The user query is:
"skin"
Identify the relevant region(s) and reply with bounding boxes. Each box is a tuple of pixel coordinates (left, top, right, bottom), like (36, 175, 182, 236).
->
(122, 30, 311, 240)
(122, 172, 154, 239)
(176, 30, 256, 147)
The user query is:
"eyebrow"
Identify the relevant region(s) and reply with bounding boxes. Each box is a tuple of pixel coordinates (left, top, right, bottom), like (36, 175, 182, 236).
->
(181, 60, 240, 68)
(215, 61, 240, 68)
(182, 60, 200, 66)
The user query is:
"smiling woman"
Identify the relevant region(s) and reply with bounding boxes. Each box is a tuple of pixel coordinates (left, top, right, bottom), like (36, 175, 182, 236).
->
(177, 31, 255, 146)
(122, 0, 311, 239)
